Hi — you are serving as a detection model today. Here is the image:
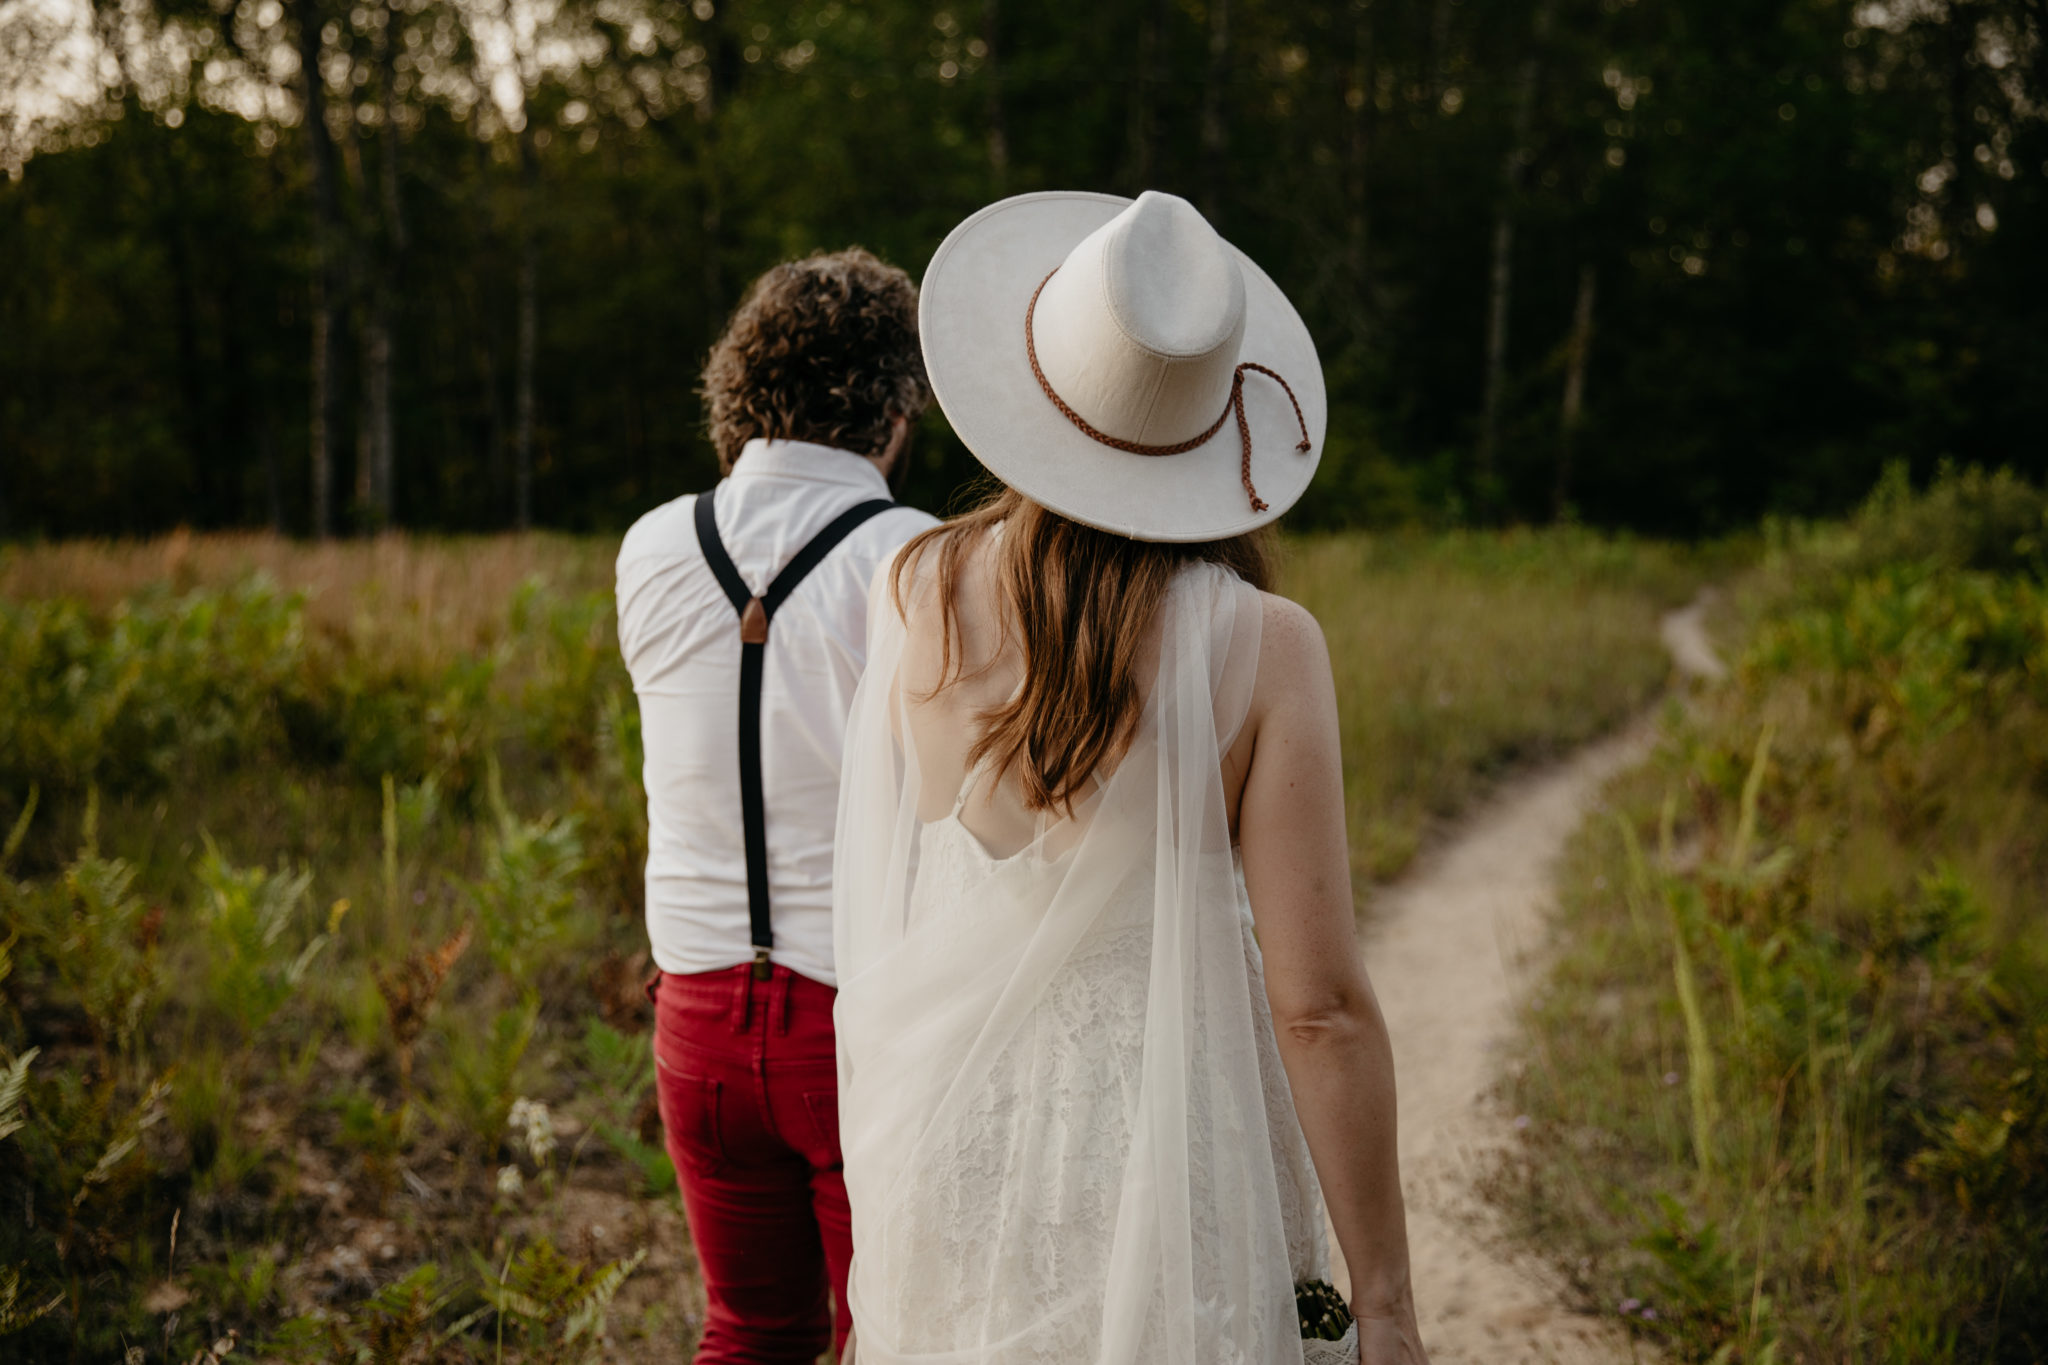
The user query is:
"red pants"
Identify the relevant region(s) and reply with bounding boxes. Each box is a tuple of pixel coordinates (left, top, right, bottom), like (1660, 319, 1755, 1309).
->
(654, 963, 851, 1365)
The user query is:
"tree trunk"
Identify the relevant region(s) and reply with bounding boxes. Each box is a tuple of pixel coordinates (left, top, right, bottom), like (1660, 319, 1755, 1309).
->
(983, 0, 1008, 195)
(1343, 0, 1375, 342)
(368, 0, 407, 526)
(261, 417, 284, 532)
(1554, 262, 1596, 520)
(477, 331, 508, 522)
(514, 122, 538, 531)
(360, 307, 394, 526)
(1475, 0, 1551, 506)
(1128, 0, 1164, 189)
(168, 170, 215, 525)
(697, 3, 740, 320)
(1427, 0, 1452, 104)
(294, 0, 346, 538)
(1200, 0, 1229, 223)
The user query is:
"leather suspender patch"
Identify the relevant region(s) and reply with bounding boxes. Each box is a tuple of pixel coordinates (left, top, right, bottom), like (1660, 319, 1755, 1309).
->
(693, 487, 895, 979)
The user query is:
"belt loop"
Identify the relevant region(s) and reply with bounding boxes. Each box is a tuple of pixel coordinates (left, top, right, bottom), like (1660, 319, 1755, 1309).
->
(776, 970, 793, 1036)
(733, 965, 752, 1034)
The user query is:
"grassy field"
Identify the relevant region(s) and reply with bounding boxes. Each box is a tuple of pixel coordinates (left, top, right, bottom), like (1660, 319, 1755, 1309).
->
(0, 523, 1698, 1359)
(1497, 471, 2048, 1363)
(1283, 528, 1705, 884)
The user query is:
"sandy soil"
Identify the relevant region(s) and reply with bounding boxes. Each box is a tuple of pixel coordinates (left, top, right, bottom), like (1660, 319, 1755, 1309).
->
(1327, 600, 1721, 1364)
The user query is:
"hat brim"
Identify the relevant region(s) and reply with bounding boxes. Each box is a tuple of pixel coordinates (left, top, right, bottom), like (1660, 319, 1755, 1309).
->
(919, 191, 1325, 544)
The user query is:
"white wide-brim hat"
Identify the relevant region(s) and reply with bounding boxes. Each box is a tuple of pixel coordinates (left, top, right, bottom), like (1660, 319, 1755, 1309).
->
(920, 190, 1326, 543)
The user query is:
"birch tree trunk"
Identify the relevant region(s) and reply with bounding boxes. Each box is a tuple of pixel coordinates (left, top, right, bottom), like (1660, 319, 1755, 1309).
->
(1200, 0, 1229, 223)
(1554, 262, 1596, 519)
(294, 0, 346, 537)
(1475, 0, 1552, 505)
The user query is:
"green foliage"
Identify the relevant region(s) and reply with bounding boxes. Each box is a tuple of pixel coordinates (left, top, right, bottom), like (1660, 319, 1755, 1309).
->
(1504, 471, 2048, 1361)
(4, 0, 2045, 535)
(581, 1019, 674, 1201)
(2, 794, 163, 1063)
(0, 1265, 63, 1335)
(266, 1263, 466, 1363)
(189, 1244, 281, 1321)
(0, 528, 1702, 1351)
(470, 759, 588, 987)
(0, 579, 306, 793)
(192, 838, 323, 1043)
(0, 1048, 35, 1145)
(439, 1001, 539, 1160)
(474, 1238, 648, 1364)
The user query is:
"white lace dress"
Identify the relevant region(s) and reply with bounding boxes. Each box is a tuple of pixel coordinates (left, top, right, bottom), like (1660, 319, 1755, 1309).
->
(834, 562, 1348, 1365)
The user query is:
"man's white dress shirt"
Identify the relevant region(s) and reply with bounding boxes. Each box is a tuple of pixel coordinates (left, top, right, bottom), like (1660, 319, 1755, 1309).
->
(616, 439, 937, 987)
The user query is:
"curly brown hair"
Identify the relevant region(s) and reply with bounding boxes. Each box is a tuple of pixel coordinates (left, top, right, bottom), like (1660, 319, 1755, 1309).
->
(701, 247, 930, 472)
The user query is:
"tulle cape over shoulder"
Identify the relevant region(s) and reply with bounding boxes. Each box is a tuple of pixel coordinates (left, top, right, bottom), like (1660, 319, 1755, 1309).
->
(833, 559, 1330, 1365)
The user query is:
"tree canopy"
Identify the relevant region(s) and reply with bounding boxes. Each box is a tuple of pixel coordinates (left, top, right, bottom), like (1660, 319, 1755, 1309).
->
(1, 0, 2042, 537)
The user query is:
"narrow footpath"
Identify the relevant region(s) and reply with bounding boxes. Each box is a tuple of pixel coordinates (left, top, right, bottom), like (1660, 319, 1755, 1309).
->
(1328, 598, 1723, 1364)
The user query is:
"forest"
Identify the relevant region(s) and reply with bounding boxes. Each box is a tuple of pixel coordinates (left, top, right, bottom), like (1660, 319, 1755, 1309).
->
(3, 0, 2044, 540)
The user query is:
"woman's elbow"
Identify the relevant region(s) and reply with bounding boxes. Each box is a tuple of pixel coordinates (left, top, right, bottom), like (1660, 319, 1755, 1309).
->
(1270, 984, 1383, 1050)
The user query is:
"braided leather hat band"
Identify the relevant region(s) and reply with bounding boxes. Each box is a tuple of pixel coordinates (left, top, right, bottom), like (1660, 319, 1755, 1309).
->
(1025, 268, 1311, 516)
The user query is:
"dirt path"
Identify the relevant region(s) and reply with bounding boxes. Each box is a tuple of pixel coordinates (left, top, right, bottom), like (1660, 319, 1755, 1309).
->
(1327, 600, 1722, 1364)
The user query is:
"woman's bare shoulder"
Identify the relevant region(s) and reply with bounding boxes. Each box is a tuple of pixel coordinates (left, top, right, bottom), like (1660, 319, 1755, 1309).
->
(1254, 590, 1333, 680)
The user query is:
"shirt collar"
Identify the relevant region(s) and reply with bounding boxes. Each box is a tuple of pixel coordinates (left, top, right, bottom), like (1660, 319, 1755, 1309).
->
(730, 438, 893, 499)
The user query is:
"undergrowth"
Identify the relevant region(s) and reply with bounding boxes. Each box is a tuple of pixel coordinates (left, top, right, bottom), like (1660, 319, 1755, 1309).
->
(0, 547, 677, 1361)
(0, 524, 1703, 1357)
(1282, 525, 1713, 883)
(1500, 468, 2048, 1363)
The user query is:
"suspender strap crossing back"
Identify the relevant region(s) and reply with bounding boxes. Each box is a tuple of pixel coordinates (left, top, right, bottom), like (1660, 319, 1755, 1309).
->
(694, 486, 895, 979)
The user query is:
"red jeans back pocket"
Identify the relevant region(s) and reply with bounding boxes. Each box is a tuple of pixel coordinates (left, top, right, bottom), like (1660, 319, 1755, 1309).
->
(656, 1055, 726, 1176)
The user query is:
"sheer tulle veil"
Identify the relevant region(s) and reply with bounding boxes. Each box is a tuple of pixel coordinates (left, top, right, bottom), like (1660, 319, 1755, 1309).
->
(833, 552, 1331, 1365)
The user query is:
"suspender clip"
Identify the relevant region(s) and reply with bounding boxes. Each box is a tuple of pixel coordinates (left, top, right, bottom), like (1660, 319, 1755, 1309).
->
(751, 946, 773, 981)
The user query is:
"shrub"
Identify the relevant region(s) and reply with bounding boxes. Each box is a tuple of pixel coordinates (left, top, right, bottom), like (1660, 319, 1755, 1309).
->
(1504, 469, 2048, 1362)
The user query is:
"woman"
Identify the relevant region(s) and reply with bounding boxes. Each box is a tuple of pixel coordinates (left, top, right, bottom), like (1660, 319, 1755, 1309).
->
(833, 191, 1428, 1365)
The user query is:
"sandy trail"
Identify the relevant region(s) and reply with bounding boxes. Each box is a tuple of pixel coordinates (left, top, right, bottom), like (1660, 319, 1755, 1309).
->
(1326, 599, 1721, 1364)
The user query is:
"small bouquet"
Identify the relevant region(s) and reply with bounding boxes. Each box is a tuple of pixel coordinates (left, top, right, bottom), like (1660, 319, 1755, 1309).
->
(1294, 1279, 1359, 1365)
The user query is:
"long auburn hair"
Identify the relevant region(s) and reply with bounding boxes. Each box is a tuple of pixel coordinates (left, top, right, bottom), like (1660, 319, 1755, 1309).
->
(892, 486, 1273, 814)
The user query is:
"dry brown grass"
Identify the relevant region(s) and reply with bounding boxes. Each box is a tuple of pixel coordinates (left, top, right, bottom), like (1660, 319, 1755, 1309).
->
(0, 530, 615, 665)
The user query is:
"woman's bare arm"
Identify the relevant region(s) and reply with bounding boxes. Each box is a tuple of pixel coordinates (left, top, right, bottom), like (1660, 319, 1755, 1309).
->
(1235, 594, 1428, 1364)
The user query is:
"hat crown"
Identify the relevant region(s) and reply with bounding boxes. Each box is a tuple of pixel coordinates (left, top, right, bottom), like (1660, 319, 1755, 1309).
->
(1032, 191, 1248, 448)
(1101, 191, 1245, 357)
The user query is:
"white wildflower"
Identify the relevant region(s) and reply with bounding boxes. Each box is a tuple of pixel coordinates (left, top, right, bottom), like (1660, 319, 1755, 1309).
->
(508, 1097, 556, 1165)
(496, 1163, 525, 1197)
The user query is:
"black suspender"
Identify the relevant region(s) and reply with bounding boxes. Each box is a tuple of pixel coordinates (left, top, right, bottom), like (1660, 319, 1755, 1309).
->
(693, 486, 896, 979)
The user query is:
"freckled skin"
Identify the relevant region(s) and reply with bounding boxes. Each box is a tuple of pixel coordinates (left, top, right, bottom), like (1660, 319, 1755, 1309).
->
(1225, 593, 1430, 1365)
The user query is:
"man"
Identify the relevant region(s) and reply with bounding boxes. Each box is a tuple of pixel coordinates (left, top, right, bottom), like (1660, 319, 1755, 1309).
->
(616, 248, 937, 1364)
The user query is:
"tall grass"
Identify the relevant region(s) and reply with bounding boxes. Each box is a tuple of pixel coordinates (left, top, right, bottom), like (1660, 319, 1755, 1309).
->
(1498, 469, 2048, 1363)
(1281, 527, 1707, 882)
(0, 523, 1701, 1357)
